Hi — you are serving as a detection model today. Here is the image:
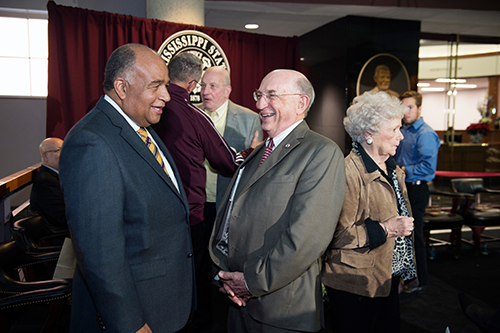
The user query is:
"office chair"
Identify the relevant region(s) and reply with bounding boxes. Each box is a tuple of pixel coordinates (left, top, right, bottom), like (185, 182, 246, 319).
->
(0, 240, 71, 333)
(423, 182, 466, 259)
(451, 178, 500, 255)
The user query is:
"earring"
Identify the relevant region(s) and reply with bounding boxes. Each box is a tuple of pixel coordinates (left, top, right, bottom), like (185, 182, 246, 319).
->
(366, 137, 373, 145)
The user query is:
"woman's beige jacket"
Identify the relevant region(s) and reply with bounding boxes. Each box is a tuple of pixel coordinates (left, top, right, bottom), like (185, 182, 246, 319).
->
(322, 150, 411, 298)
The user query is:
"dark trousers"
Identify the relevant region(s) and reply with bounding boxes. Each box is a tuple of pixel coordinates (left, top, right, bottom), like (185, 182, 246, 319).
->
(405, 182, 429, 287)
(228, 303, 307, 333)
(326, 276, 401, 333)
(189, 202, 218, 331)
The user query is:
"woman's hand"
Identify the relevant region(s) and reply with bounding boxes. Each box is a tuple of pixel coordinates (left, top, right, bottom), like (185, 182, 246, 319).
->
(381, 216, 414, 237)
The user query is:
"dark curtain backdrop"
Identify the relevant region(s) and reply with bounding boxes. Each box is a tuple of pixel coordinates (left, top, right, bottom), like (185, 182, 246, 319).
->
(47, 1, 301, 138)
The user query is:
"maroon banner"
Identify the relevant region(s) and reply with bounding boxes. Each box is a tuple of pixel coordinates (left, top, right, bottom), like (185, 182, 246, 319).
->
(47, 1, 300, 138)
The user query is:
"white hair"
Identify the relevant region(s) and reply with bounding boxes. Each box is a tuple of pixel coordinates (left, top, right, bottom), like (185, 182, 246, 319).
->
(344, 91, 407, 143)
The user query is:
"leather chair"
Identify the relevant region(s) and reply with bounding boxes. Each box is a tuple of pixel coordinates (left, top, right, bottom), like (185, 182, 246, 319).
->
(423, 182, 466, 259)
(10, 215, 69, 254)
(0, 240, 71, 333)
(451, 178, 500, 255)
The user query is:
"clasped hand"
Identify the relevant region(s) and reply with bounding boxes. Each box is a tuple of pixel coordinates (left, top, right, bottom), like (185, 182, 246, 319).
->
(218, 270, 253, 307)
(382, 216, 414, 237)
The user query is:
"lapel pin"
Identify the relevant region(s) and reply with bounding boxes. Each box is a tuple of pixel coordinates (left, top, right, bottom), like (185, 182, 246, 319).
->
(285, 143, 291, 148)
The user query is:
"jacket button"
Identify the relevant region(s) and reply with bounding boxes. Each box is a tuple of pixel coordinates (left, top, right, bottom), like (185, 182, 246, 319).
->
(187, 253, 193, 258)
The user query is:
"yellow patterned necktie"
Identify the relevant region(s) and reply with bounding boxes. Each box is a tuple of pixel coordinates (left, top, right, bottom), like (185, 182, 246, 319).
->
(137, 128, 168, 175)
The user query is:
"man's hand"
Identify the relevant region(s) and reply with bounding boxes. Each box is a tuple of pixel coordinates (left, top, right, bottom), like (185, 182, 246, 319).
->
(250, 131, 264, 149)
(218, 270, 253, 307)
(136, 323, 152, 333)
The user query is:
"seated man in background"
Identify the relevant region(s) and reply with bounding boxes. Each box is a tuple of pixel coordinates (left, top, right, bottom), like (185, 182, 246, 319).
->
(30, 137, 67, 227)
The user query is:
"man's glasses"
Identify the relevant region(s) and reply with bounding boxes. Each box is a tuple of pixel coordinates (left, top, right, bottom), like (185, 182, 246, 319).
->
(45, 148, 61, 154)
(189, 80, 201, 88)
(253, 90, 302, 102)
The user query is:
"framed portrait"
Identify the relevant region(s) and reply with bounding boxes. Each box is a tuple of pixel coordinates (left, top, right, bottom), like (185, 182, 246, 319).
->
(356, 53, 410, 97)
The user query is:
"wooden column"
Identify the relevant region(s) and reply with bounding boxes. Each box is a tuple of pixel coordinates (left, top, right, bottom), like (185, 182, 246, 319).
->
(489, 76, 499, 128)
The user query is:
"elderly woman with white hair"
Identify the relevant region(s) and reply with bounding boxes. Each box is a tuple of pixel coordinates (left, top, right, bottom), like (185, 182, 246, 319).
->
(322, 91, 417, 333)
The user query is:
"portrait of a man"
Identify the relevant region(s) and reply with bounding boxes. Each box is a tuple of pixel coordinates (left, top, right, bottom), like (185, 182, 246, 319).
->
(369, 64, 399, 97)
(357, 53, 410, 97)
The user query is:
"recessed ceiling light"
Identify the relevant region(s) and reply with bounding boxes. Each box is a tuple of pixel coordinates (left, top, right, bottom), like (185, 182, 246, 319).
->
(300, 57, 305, 61)
(245, 24, 259, 30)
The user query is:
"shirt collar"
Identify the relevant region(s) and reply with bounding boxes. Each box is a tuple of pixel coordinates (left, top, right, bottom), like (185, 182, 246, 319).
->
(42, 164, 59, 174)
(104, 94, 140, 131)
(268, 120, 303, 149)
(206, 99, 229, 121)
(168, 83, 190, 100)
(404, 117, 424, 130)
(356, 142, 396, 173)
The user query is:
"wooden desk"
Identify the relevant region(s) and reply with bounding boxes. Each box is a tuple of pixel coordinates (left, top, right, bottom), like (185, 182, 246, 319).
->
(437, 144, 488, 172)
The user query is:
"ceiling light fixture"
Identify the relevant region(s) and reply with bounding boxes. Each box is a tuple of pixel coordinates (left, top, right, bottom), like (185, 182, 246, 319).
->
(435, 78, 466, 83)
(417, 83, 430, 87)
(453, 84, 477, 89)
(421, 87, 445, 92)
(245, 24, 259, 30)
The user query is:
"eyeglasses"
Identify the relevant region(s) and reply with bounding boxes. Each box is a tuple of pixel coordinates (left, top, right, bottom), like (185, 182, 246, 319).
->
(253, 90, 303, 102)
(189, 80, 201, 88)
(45, 148, 61, 154)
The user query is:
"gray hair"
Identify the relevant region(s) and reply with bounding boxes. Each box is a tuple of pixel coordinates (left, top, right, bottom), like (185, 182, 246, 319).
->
(344, 91, 407, 143)
(168, 52, 202, 84)
(203, 66, 231, 86)
(295, 75, 315, 117)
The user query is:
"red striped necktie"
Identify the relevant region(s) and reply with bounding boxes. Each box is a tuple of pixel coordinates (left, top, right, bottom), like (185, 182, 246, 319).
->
(259, 138, 274, 166)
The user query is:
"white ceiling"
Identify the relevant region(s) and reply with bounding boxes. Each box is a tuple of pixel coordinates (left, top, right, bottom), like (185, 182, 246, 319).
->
(204, 1, 500, 39)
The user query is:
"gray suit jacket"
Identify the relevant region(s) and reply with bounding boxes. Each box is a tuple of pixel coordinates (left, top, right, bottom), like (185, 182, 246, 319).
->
(209, 121, 346, 332)
(59, 97, 195, 333)
(216, 100, 262, 205)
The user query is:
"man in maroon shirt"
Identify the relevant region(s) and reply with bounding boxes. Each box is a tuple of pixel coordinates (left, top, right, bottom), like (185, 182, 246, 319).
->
(153, 52, 255, 332)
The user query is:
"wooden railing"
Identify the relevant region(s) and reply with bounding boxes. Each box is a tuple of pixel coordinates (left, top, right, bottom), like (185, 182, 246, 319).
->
(1, 163, 41, 241)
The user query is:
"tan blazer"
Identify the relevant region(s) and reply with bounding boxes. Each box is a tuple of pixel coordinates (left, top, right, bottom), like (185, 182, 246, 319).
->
(209, 121, 346, 332)
(322, 151, 410, 298)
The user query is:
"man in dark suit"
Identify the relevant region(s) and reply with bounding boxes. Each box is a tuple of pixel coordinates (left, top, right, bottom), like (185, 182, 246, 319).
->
(209, 69, 346, 332)
(30, 137, 67, 227)
(59, 44, 195, 333)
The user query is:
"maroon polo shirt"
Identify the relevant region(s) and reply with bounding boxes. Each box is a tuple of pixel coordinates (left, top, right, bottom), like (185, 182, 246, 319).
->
(153, 83, 241, 226)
